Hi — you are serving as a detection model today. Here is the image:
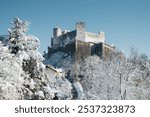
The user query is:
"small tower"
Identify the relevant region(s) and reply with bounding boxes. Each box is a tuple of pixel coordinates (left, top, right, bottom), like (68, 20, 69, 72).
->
(76, 22, 85, 41)
(51, 27, 62, 48)
(53, 27, 61, 38)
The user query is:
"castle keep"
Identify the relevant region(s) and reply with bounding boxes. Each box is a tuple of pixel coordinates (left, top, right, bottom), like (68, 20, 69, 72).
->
(48, 22, 115, 61)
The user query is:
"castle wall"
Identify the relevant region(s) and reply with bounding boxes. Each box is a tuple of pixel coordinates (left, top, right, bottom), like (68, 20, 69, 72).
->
(85, 32, 105, 43)
(102, 43, 114, 58)
(75, 40, 91, 61)
(48, 41, 76, 58)
(91, 43, 103, 57)
(52, 30, 76, 48)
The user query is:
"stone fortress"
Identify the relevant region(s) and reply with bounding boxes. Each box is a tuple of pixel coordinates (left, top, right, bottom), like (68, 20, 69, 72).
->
(47, 22, 115, 61)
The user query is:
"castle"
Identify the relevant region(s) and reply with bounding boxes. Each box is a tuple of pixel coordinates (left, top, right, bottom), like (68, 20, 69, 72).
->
(47, 22, 115, 61)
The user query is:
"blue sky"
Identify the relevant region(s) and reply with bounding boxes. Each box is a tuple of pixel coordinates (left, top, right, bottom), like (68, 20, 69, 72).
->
(0, 0, 150, 57)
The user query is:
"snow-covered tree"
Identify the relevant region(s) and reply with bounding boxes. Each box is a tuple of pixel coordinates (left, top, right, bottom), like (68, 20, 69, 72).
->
(124, 49, 150, 99)
(70, 50, 150, 100)
(6, 17, 46, 99)
(0, 42, 24, 99)
(0, 18, 73, 100)
(70, 56, 109, 99)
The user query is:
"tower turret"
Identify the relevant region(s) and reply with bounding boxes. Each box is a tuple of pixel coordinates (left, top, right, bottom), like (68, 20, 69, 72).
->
(53, 27, 61, 38)
(76, 22, 85, 41)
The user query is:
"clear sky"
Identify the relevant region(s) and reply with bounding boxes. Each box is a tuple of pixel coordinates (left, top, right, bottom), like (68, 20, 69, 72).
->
(0, 0, 150, 57)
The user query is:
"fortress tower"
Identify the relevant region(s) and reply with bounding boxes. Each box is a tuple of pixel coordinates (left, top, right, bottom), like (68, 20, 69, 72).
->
(53, 27, 62, 38)
(76, 22, 85, 41)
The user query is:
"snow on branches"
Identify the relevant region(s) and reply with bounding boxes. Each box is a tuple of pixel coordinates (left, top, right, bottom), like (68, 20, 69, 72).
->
(0, 18, 72, 100)
(70, 51, 150, 100)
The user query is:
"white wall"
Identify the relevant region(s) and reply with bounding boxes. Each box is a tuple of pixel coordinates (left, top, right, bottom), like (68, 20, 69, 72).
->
(85, 32, 105, 43)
